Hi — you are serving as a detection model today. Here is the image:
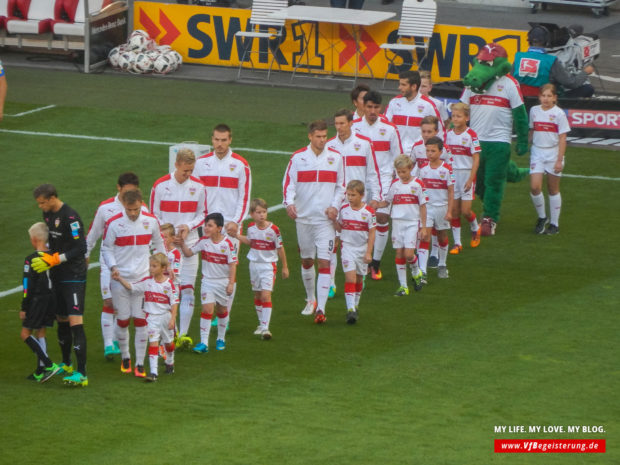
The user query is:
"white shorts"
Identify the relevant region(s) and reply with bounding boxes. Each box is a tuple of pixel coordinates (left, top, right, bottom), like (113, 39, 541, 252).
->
(530, 145, 563, 176)
(99, 253, 111, 300)
(110, 279, 146, 321)
(341, 244, 368, 275)
(296, 222, 335, 261)
(249, 261, 277, 292)
(391, 219, 419, 249)
(146, 312, 174, 344)
(453, 169, 475, 201)
(200, 277, 229, 307)
(425, 205, 450, 230)
(179, 251, 199, 292)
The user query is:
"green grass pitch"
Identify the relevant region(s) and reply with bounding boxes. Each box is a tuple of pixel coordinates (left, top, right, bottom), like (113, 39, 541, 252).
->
(0, 68, 618, 464)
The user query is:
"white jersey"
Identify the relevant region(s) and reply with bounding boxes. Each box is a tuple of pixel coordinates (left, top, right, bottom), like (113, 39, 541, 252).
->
(352, 116, 403, 186)
(338, 203, 376, 248)
(445, 128, 481, 170)
(418, 162, 455, 207)
(385, 177, 427, 221)
(131, 276, 179, 316)
(529, 104, 570, 148)
(165, 247, 182, 283)
(245, 222, 283, 263)
(461, 75, 524, 143)
(86, 195, 149, 258)
(193, 149, 251, 225)
(409, 137, 451, 170)
(102, 211, 166, 281)
(282, 144, 345, 225)
(384, 93, 446, 154)
(191, 236, 238, 280)
(326, 133, 382, 201)
(149, 174, 207, 245)
(428, 95, 449, 122)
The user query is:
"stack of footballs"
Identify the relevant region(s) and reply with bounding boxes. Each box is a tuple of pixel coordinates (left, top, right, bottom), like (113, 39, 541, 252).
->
(108, 30, 183, 75)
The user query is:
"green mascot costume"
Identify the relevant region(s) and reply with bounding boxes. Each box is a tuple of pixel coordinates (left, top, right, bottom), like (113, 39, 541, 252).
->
(461, 43, 529, 236)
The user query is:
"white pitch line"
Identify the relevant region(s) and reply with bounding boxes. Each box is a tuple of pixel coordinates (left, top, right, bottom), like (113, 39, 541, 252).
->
(6, 104, 57, 117)
(0, 204, 286, 299)
(563, 174, 620, 181)
(593, 73, 620, 83)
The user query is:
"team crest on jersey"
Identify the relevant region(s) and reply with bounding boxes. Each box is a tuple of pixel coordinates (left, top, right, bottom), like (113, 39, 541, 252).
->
(189, 187, 196, 196)
(379, 128, 386, 136)
(220, 245, 228, 253)
(142, 220, 150, 230)
(354, 143, 361, 151)
(164, 288, 169, 295)
(229, 163, 236, 172)
(361, 214, 367, 221)
(439, 172, 446, 179)
(497, 85, 504, 92)
(549, 115, 556, 121)
(55, 218, 60, 228)
(266, 233, 274, 241)
(417, 105, 425, 113)
(327, 156, 335, 165)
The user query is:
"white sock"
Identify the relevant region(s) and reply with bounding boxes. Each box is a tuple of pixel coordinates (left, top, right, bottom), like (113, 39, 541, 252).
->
(254, 299, 263, 326)
(199, 313, 212, 346)
(418, 242, 430, 273)
(148, 346, 158, 376)
(344, 283, 356, 310)
(316, 269, 331, 312)
(164, 343, 175, 366)
(451, 221, 462, 247)
(408, 257, 419, 276)
(468, 213, 479, 232)
(116, 323, 130, 359)
(438, 241, 448, 267)
(301, 265, 316, 302)
(134, 324, 148, 366)
(431, 232, 439, 259)
(530, 192, 546, 218)
(179, 289, 195, 336)
(396, 259, 407, 287)
(373, 223, 389, 262)
(217, 311, 229, 341)
(549, 193, 561, 226)
(101, 309, 115, 348)
(261, 302, 272, 330)
(329, 251, 337, 288)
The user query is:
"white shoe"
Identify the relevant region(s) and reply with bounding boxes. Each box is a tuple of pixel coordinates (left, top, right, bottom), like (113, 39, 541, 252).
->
(261, 330, 272, 340)
(253, 325, 264, 335)
(301, 300, 317, 315)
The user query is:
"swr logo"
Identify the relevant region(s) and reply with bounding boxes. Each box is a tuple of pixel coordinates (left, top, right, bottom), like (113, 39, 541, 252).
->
(519, 58, 540, 77)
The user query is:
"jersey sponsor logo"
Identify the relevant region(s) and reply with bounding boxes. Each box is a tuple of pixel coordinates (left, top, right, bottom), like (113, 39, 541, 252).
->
(250, 239, 276, 250)
(70, 221, 80, 239)
(423, 178, 448, 189)
(144, 291, 170, 304)
(393, 194, 419, 205)
(342, 219, 369, 231)
(533, 121, 559, 133)
(519, 58, 540, 77)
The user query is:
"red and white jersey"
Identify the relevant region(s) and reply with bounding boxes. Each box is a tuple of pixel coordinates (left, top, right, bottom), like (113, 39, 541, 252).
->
(385, 177, 427, 221)
(191, 236, 238, 280)
(102, 211, 165, 281)
(86, 194, 149, 258)
(384, 93, 446, 153)
(165, 246, 182, 283)
(193, 149, 251, 225)
(529, 104, 570, 148)
(131, 276, 179, 316)
(245, 222, 283, 263)
(445, 128, 481, 170)
(352, 117, 403, 184)
(461, 75, 524, 143)
(409, 137, 451, 171)
(428, 95, 449, 122)
(338, 203, 376, 248)
(418, 162, 455, 207)
(282, 145, 345, 225)
(150, 174, 207, 245)
(327, 133, 382, 201)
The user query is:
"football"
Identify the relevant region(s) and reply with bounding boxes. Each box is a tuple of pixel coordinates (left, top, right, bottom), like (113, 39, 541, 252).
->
(108, 46, 122, 68)
(128, 30, 150, 52)
(117, 51, 137, 71)
(134, 53, 154, 73)
(153, 55, 173, 74)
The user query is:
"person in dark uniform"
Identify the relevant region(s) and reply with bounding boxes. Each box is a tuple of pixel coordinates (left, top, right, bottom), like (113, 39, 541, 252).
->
(21, 222, 61, 383)
(32, 184, 89, 387)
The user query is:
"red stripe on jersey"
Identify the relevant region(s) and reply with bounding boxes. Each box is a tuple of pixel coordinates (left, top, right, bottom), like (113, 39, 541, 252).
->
(342, 219, 369, 231)
(449, 145, 472, 156)
(318, 170, 337, 183)
(372, 141, 391, 152)
(533, 121, 559, 133)
(114, 234, 152, 247)
(219, 176, 239, 188)
(297, 170, 317, 182)
(159, 200, 179, 212)
(393, 194, 420, 204)
(200, 175, 218, 187)
(180, 201, 198, 213)
(391, 115, 407, 126)
(201, 251, 228, 264)
(144, 291, 170, 304)
(470, 95, 511, 108)
(423, 178, 448, 189)
(344, 156, 366, 167)
(250, 239, 276, 250)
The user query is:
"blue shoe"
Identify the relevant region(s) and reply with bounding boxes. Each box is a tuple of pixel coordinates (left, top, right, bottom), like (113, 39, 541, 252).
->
(104, 345, 116, 360)
(328, 286, 336, 299)
(428, 256, 439, 269)
(63, 371, 88, 387)
(112, 341, 121, 355)
(211, 317, 218, 327)
(216, 339, 226, 351)
(193, 342, 208, 354)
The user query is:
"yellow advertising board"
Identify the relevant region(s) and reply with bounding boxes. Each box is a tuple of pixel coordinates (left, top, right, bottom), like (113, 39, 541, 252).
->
(134, 2, 528, 82)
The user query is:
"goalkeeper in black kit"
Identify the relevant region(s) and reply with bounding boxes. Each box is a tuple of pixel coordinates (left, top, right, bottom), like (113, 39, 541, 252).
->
(32, 184, 89, 387)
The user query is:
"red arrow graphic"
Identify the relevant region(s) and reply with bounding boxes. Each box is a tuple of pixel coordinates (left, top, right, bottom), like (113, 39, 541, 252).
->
(338, 25, 356, 68)
(159, 10, 180, 45)
(360, 29, 380, 70)
(139, 8, 160, 40)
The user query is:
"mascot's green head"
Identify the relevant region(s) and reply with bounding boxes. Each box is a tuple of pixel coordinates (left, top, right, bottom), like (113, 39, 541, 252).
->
(463, 43, 513, 94)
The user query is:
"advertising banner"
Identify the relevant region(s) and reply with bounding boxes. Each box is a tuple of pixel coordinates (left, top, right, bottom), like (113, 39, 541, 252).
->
(133, 2, 527, 82)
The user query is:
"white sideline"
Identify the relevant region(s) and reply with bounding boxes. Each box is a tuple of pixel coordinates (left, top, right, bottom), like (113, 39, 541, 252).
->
(0, 204, 285, 299)
(5, 105, 57, 117)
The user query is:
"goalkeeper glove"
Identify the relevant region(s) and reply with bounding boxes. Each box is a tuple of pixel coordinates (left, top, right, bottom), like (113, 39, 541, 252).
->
(31, 252, 62, 273)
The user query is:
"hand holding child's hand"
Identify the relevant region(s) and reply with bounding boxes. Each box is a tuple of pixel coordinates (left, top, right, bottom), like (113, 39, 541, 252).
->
(225, 222, 238, 237)
(111, 269, 120, 281)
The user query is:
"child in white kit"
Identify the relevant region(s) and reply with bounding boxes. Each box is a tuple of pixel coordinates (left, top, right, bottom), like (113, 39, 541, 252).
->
(233, 198, 289, 340)
(113, 253, 178, 381)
